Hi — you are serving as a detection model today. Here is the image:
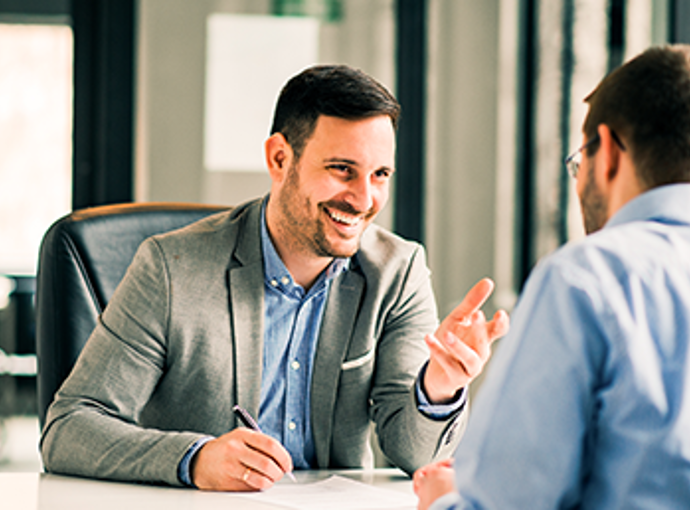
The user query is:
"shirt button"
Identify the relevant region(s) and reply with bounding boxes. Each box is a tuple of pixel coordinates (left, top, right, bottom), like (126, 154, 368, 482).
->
(270, 279, 278, 287)
(291, 360, 300, 370)
(288, 421, 296, 431)
(281, 276, 290, 285)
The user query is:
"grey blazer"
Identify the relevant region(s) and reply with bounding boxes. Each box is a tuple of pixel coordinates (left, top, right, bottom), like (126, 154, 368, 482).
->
(40, 198, 465, 486)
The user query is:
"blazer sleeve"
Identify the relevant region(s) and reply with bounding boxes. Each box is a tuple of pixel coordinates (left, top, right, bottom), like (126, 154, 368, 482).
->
(40, 238, 205, 487)
(370, 244, 467, 474)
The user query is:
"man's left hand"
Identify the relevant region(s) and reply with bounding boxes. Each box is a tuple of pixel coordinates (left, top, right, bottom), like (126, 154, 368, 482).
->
(423, 277, 509, 403)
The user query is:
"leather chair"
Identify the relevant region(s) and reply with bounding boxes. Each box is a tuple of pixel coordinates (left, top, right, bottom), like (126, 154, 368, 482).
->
(35, 202, 230, 427)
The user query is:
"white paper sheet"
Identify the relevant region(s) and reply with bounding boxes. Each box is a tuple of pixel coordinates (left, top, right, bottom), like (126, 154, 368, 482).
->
(238, 475, 417, 510)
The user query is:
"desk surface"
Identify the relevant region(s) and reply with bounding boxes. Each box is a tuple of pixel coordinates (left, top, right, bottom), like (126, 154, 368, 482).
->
(2, 468, 415, 510)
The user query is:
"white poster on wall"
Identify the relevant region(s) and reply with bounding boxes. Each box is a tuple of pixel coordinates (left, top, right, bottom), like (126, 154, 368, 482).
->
(204, 14, 319, 173)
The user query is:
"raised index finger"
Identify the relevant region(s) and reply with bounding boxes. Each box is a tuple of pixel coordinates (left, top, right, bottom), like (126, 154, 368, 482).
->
(446, 278, 495, 322)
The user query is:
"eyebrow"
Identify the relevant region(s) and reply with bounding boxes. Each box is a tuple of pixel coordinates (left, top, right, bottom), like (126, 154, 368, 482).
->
(323, 157, 358, 165)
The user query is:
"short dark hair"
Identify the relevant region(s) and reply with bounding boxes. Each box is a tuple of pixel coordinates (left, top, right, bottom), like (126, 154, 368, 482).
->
(584, 44, 690, 189)
(270, 64, 400, 161)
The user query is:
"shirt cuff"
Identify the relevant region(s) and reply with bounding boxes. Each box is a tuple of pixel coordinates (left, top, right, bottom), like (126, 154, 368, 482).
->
(178, 436, 215, 487)
(416, 361, 467, 419)
(429, 491, 461, 510)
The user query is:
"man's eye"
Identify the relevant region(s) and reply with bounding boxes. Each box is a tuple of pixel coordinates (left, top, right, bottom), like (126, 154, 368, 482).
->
(329, 164, 352, 174)
(375, 169, 391, 179)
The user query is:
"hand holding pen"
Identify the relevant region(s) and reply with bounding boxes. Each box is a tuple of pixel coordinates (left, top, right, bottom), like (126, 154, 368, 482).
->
(232, 405, 297, 482)
(190, 405, 295, 491)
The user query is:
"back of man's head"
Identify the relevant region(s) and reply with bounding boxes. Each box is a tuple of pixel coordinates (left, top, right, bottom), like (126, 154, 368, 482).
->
(584, 44, 690, 189)
(270, 64, 400, 161)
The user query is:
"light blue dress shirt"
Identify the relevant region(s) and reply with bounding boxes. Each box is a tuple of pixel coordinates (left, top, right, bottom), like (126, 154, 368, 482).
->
(432, 184, 690, 509)
(258, 210, 349, 468)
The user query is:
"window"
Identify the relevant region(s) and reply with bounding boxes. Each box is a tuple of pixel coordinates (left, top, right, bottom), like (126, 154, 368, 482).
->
(0, 23, 72, 275)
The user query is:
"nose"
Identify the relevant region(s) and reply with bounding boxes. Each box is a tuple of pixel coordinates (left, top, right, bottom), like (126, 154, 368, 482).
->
(347, 175, 374, 213)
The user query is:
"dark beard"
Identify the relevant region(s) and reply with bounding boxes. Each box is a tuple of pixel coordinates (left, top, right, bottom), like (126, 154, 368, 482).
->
(580, 162, 608, 234)
(278, 164, 364, 259)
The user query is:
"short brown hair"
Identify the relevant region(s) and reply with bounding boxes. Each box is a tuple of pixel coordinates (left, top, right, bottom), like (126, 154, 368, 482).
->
(270, 65, 400, 161)
(584, 44, 690, 188)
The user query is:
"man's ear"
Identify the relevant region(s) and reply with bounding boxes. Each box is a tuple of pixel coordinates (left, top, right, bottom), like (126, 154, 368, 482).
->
(264, 133, 293, 182)
(596, 124, 622, 185)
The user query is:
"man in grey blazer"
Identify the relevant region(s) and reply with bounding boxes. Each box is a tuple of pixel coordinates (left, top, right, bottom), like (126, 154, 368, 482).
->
(40, 65, 509, 491)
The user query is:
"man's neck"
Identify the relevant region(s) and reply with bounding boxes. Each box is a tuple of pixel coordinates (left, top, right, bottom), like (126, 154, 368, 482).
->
(607, 157, 644, 220)
(279, 251, 332, 291)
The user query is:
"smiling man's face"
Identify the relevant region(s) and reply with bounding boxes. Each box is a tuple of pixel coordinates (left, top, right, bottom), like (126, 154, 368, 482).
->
(270, 114, 396, 261)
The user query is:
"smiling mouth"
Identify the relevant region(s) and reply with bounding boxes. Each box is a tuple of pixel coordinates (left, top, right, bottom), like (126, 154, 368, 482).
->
(325, 207, 363, 227)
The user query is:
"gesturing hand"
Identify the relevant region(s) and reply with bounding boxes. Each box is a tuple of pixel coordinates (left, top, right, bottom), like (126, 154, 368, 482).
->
(191, 428, 294, 491)
(423, 277, 509, 403)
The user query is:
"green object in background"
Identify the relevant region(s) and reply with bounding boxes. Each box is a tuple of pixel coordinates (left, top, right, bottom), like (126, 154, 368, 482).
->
(272, 0, 342, 23)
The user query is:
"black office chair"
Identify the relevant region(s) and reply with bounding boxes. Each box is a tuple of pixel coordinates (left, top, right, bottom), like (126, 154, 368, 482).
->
(34, 202, 230, 427)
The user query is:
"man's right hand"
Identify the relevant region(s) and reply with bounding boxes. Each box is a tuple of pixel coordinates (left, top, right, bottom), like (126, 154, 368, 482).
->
(191, 428, 294, 491)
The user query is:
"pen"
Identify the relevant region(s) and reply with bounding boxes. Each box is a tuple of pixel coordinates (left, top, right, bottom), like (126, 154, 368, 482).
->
(232, 404, 297, 482)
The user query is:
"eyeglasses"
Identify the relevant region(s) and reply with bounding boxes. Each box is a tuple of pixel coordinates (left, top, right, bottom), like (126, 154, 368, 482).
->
(564, 135, 599, 179)
(564, 130, 626, 179)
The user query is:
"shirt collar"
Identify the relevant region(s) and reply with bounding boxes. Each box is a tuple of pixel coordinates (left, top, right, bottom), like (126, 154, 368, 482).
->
(260, 200, 349, 291)
(605, 183, 690, 230)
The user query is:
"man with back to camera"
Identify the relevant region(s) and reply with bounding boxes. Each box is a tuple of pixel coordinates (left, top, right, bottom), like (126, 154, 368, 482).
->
(413, 44, 690, 509)
(40, 64, 509, 491)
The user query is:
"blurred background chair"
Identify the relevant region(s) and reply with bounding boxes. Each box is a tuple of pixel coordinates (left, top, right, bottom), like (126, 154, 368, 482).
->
(34, 202, 229, 428)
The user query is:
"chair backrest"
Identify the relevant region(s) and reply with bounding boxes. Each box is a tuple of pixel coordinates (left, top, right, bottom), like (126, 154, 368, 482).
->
(35, 202, 230, 426)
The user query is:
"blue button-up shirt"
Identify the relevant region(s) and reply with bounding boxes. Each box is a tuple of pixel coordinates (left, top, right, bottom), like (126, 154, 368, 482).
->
(431, 184, 690, 509)
(258, 208, 348, 468)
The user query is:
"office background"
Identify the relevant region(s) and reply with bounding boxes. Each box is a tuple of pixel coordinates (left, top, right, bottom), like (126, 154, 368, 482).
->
(0, 0, 687, 471)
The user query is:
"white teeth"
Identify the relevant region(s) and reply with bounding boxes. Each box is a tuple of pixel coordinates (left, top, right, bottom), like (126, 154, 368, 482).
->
(328, 209, 361, 226)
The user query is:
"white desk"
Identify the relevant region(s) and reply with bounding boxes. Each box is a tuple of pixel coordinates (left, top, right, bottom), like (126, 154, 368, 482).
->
(2, 468, 416, 510)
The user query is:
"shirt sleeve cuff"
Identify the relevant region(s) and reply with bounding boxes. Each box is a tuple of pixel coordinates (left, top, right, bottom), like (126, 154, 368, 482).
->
(416, 361, 467, 419)
(178, 436, 215, 488)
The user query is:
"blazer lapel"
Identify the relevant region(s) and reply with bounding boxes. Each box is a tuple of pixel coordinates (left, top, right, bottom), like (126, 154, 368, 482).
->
(228, 264, 264, 421)
(311, 269, 364, 467)
(227, 202, 265, 423)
